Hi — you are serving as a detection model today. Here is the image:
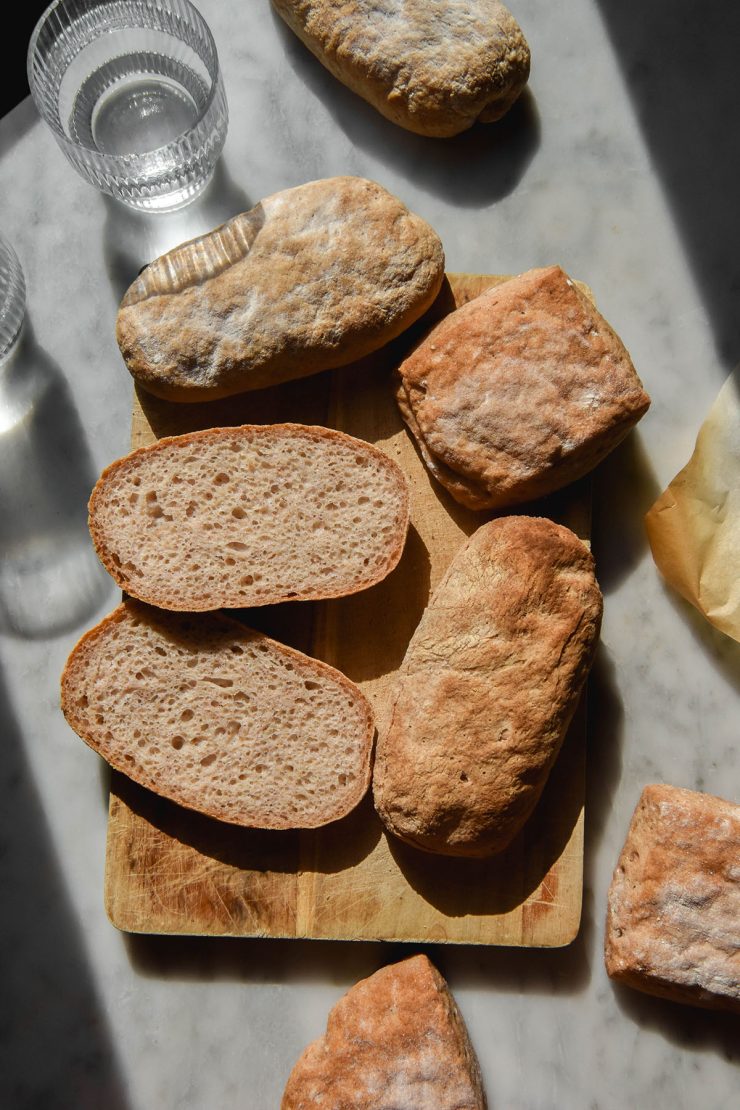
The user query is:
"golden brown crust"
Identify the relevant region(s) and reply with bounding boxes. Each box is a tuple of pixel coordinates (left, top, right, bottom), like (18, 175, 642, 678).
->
(61, 600, 375, 830)
(88, 423, 410, 611)
(373, 516, 603, 857)
(281, 955, 486, 1108)
(397, 266, 650, 510)
(605, 784, 740, 1012)
(116, 176, 444, 401)
(272, 0, 530, 138)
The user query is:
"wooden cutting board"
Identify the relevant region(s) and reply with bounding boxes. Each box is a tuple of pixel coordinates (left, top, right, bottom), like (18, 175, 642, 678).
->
(104, 273, 590, 946)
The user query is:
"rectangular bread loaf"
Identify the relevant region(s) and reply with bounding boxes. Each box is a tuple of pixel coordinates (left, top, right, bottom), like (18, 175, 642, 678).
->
(605, 784, 740, 1012)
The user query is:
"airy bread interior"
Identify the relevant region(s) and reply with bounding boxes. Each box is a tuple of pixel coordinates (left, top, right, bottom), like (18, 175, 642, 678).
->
(62, 601, 375, 829)
(89, 424, 409, 610)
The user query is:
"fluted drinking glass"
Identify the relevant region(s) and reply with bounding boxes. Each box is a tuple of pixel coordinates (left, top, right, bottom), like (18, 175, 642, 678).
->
(0, 237, 26, 364)
(28, 0, 229, 211)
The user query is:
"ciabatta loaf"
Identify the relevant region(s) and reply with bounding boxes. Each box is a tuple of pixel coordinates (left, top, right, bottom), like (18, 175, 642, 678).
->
(272, 1, 529, 138)
(605, 784, 740, 1012)
(116, 176, 444, 401)
(61, 600, 374, 830)
(397, 266, 650, 509)
(88, 424, 409, 611)
(282, 955, 486, 1108)
(374, 516, 602, 857)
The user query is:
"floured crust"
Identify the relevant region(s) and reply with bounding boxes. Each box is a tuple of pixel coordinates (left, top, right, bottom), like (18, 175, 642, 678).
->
(395, 377, 495, 510)
(605, 784, 740, 1012)
(88, 423, 410, 611)
(272, 0, 530, 137)
(397, 266, 651, 510)
(373, 516, 603, 857)
(281, 955, 486, 1108)
(116, 176, 444, 401)
(61, 600, 375, 830)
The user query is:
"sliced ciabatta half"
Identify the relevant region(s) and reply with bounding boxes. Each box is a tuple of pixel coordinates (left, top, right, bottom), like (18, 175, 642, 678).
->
(61, 600, 375, 829)
(88, 424, 409, 610)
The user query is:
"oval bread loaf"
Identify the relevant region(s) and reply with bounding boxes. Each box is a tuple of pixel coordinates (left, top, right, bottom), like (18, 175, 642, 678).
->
(116, 176, 445, 401)
(61, 600, 375, 830)
(272, 0, 530, 138)
(396, 266, 650, 509)
(88, 424, 410, 611)
(373, 516, 603, 857)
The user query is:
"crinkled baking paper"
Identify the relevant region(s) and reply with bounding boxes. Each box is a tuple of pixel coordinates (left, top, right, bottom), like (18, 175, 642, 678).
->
(645, 371, 740, 642)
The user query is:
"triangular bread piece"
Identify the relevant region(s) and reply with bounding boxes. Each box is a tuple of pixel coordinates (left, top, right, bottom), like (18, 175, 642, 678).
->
(282, 955, 486, 1109)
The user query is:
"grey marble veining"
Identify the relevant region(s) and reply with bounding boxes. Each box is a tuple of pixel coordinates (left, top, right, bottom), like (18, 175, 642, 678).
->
(1, 1, 739, 1107)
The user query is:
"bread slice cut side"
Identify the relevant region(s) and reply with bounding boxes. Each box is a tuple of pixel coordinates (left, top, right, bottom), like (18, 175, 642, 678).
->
(88, 423, 410, 611)
(61, 600, 375, 830)
(281, 955, 486, 1108)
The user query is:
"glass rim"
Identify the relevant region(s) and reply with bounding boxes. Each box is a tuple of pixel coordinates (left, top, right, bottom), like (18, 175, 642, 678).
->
(26, 0, 224, 162)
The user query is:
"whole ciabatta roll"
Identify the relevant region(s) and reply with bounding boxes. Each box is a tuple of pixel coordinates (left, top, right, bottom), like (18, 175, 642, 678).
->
(272, 0, 530, 138)
(374, 516, 603, 857)
(396, 266, 650, 510)
(88, 424, 410, 611)
(61, 600, 375, 830)
(116, 176, 444, 401)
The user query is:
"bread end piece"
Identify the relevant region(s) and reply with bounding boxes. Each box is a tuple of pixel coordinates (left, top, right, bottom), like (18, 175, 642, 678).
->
(605, 783, 740, 1012)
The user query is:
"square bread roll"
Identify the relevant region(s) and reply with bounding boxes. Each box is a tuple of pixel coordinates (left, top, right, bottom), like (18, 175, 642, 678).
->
(605, 784, 740, 1012)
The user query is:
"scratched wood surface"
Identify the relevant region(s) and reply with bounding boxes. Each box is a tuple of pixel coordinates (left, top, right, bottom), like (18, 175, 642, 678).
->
(105, 274, 591, 945)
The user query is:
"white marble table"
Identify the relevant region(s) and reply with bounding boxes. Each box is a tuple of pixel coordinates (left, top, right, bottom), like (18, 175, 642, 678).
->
(1, 2, 738, 1107)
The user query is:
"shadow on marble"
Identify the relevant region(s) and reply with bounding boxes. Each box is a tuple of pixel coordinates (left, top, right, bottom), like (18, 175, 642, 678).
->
(0, 322, 113, 638)
(270, 9, 540, 207)
(596, 0, 740, 368)
(125, 930, 388, 988)
(101, 159, 252, 301)
(591, 429, 661, 595)
(612, 982, 740, 1063)
(581, 641, 624, 930)
(124, 924, 597, 1000)
(662, 587, 740, 696)
(0, 668, 131, 1109)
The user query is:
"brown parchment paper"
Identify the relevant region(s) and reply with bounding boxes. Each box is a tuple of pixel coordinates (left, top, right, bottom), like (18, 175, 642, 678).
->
(645, 372, 740, 641)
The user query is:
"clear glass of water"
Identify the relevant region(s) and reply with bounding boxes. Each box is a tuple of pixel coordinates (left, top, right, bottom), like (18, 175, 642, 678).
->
(27, 0, 229, 211)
